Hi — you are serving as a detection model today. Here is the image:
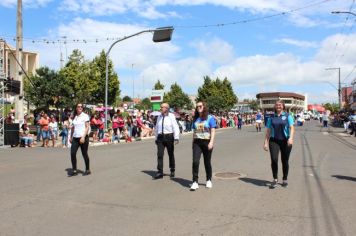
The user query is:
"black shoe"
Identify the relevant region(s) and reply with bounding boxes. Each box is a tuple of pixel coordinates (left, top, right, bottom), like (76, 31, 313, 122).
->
(281, 180, 288, 188)
(83, 170, 91, 176)
(269, 179, 278, 189)
(68, 170, 78, 177)
(170, 171, 175, 178)
(154, 172, 163, 179)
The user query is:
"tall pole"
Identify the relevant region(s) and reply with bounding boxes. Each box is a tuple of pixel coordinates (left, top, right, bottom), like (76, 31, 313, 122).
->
(15, 0, 24, 123)
(105, 54, 109, 130)
(338, 68, 341, 109)
(326, 67, 341, 109)
(132, 63, 135, 109)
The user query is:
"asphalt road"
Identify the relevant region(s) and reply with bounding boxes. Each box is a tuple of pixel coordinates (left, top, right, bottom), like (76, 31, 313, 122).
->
(0, 121, 355, 236)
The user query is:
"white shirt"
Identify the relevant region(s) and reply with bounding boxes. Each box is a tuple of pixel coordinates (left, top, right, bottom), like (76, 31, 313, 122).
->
(155, 113, 180, 140)
(72, 112, 90, 138)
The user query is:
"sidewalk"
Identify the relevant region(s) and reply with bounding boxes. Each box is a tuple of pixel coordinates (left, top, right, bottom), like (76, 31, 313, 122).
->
(30, 127, 237, 148)
(327, 125, 356, 147)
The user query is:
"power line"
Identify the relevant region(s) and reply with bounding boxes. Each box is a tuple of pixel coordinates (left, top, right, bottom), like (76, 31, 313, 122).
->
(0, 0, 333, 45)
(175, 0, 332, 29)
(328, 0, 355, 67)
(342, 65, 356, 82)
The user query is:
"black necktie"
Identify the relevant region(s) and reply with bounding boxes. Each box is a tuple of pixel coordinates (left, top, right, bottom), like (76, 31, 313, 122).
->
(161, 115, 165, 134)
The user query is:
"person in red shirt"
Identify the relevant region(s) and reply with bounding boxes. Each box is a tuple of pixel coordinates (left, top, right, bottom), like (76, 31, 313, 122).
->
(95, 114, 104, 141)
(39, 112, 50, 147)
(90, 115, 98, 142)
(118, 114, 125, 133)
(112, 114, 120, 142)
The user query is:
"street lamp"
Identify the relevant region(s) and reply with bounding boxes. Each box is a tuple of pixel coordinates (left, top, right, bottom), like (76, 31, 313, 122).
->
(104, 26, 174, 130)
(331, 11, 356, 17)
(325, 67, 341, 109)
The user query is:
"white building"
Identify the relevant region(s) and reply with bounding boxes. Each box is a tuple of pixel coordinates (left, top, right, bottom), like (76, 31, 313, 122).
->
(351, 79, 356, 111)
(256, 92, 306, 113)
(4, 43, 39, 79)
(1, 41, 39, 103)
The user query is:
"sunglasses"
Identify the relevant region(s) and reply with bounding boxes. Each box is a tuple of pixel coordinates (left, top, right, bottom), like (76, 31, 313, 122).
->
(77, 106, 83, 108)
(196, 105, 203, 108)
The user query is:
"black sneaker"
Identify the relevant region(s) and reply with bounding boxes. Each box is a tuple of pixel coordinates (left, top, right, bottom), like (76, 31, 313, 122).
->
(269, 179, 278, 189)
(170, 171, 175, 178)
(68, 170, 78, 177)
(83, 170, 91, 176)
(281, 180, 288, 188)
(154, 172, 163, 179)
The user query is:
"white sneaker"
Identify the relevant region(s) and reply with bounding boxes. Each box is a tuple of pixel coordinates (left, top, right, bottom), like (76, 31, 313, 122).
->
(190, 182, 199, 191)
(206, 180, 212, 189)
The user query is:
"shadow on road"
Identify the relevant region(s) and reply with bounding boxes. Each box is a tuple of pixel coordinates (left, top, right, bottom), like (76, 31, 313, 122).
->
(239, 177, 268, 187)
(170, 177, 191, 188)
(141, 170, 157, 179)
(332, 175, 356, 182)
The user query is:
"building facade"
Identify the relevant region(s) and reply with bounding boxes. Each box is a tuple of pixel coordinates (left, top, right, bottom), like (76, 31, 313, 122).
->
(256, 92, 306, 113)
(1, 41, 39, 103)
(351, 79, 356, 111)
(4, 43, 39, 79)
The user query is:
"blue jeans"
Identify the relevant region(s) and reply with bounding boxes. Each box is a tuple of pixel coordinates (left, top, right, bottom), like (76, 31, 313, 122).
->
(61, 129, 68, 146)
(98, 129, 104, 140)
(36, 125, 41, 142)
(42, 130, 50, 140)
(21, 137, 33, 146)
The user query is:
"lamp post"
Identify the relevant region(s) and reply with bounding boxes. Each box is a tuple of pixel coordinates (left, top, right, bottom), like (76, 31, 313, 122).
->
(104, 26, 174, 130)
(325, 67, 341, 109)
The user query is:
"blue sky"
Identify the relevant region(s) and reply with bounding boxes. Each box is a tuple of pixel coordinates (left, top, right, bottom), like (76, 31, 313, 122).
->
(1, 0, 355, 104)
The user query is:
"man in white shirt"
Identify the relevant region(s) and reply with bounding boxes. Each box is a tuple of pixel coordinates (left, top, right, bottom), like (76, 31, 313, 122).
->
(154, 103, 180, 179)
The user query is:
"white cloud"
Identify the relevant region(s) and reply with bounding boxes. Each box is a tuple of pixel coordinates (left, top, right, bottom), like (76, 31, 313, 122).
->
(274, 38, 318, 48)
(23, 17, 356, 103)
(191, 38, 235, 64)
(0, 0, 52, 8)
(25, 18, 180, 70)
(59, 0, 352, 25)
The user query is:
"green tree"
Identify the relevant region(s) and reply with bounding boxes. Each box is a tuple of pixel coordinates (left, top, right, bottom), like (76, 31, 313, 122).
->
(24, 67, 68, 109)
(122, 96, 133, 102)
(153, 80, 165, 90)
(242, 98, 259, 111)
(196, 76, 237, 112)
(323, 103, 339, 113)
(140, 97, 152, 110)
(58, 50, 94, 106)
(89, 50, 120, 105)
(164, 83, 193, 110)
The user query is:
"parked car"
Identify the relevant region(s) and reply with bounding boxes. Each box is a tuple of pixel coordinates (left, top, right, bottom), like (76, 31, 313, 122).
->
(303, 112, 311, 121)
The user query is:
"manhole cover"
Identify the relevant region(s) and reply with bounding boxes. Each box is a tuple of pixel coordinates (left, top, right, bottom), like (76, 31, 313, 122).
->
(214, 172, 246, 180)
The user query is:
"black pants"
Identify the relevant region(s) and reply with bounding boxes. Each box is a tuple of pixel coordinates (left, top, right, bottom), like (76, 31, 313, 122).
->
(192, 139, 213, 182)
(269, 138, 292, 180)
(156, 134, 175, 174)
(350, 123, 356, 136)
(71, 136, 90, 171)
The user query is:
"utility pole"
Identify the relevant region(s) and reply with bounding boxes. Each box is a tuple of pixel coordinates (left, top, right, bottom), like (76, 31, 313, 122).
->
(132, 63, 135, 109)
(15, 0, 24, 123)
(326, 67, 341, 109)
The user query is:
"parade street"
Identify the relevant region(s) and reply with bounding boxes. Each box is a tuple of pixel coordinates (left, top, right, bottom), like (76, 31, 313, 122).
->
(0, 121, 355, 236)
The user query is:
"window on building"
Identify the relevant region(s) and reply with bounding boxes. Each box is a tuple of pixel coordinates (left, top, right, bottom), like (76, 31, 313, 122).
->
(262, 100, 276, 104)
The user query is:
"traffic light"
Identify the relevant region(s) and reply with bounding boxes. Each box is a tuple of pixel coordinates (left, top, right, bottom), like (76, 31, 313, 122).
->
(4, 80, 20, 94)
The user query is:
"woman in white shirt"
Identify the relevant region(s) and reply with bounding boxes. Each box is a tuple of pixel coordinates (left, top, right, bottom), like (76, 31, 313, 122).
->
(69, 103, 91, 176)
